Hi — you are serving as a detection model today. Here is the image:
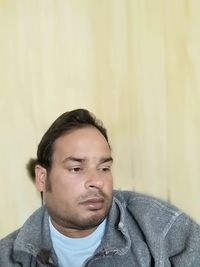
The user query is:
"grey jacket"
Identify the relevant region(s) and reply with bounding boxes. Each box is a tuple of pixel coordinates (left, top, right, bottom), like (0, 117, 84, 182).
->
(1, 190, 200, 266)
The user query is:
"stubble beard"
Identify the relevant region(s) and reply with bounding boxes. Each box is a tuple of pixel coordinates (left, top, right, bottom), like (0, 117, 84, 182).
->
(47, 196, 112, 231)
(45, 176, 113, 230)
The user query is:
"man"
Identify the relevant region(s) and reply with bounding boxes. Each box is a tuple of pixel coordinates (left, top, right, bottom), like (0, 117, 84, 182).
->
(0, 108, 200, 267)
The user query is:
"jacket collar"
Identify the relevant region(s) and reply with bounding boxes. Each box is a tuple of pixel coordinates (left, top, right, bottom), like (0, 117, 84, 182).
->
(93, 195, 131, 258)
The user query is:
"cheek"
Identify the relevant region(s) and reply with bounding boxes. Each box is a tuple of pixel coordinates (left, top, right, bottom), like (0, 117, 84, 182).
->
(50, 173, 85, 196)
(104, 175, 113, 190)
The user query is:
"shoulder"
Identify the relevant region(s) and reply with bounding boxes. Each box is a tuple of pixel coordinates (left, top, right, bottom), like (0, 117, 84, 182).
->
(0, 206, 47, 245)
(0, 229, 20, 265)
(0, 229, 19, 245)
(113, 190, 180, 215)
(0, 206, 47, 265)
(113, 190, 200, 261)
(113, 190, 184, 235)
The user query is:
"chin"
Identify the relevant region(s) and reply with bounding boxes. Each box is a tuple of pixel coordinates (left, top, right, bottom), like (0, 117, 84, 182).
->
(82, 212, 107, 228)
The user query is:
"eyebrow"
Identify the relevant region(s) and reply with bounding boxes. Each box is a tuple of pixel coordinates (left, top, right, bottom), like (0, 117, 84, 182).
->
(99, 157, 113, 164)
(62, 156, 113, 164)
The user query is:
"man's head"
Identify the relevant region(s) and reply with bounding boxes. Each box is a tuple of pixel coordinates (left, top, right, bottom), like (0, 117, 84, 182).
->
(34, 109, 113, 237)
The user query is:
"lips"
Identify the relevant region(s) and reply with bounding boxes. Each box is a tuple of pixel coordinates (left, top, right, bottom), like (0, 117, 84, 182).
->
(80, 197, 104, 211)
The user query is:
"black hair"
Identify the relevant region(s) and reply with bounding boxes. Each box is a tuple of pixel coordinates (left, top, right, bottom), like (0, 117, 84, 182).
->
(27, 109, 110, 179)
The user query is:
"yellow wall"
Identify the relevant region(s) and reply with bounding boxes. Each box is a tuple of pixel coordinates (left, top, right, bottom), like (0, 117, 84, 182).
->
(0, 0, 200, 237)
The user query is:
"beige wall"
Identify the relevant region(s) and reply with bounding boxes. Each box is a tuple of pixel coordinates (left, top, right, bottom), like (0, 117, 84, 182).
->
(0, 0, 200, 237)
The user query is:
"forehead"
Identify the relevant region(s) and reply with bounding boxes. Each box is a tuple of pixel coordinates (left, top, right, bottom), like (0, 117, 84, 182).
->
(52, 127, 111, 156)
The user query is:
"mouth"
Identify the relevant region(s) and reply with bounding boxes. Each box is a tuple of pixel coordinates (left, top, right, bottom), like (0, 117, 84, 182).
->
(80, 197, 105, 211)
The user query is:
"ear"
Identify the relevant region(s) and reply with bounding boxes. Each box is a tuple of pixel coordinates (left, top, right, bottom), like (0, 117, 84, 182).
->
(35, 164, 47, 192)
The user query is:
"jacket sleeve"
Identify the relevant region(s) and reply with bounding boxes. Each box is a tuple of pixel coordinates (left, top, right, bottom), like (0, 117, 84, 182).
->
(165, 213, 200, 266)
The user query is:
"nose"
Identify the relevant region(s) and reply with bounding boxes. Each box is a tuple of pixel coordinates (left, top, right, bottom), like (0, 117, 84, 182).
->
(85, 170, 104, 190)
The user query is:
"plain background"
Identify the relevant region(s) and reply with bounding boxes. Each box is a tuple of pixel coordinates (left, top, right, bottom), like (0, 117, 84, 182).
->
(0, 0, 200, 237)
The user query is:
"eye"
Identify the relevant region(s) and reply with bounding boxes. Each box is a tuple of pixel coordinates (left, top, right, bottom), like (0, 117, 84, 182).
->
(69, 167, 82, 173)
(99, 166, 111, 172)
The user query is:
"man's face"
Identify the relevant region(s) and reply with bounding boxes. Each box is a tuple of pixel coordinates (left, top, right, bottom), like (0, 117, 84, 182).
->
(37, 127, 113, 236)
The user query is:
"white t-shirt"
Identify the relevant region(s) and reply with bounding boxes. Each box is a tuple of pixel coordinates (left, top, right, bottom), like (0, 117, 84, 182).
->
(49, 217, 106, 267)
